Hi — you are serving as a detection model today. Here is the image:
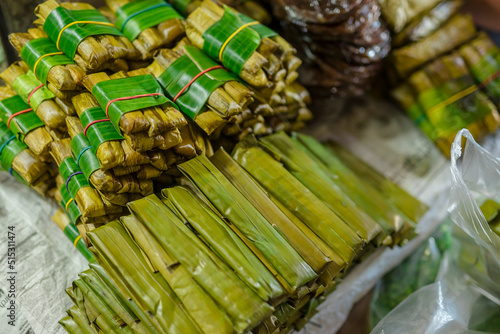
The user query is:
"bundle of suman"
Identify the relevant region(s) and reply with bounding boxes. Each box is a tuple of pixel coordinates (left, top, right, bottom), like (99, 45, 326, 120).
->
(0, 0, 313, 253)
(59, 132, 427, 334)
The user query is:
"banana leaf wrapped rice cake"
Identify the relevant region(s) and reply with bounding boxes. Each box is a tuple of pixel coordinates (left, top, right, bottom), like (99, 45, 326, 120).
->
(0, 86, 53, 158)
(60, 133, 425, 333)
(0, 61, 70, 134)
(34, 0, 141, 72)
(104, 0, 186, 59)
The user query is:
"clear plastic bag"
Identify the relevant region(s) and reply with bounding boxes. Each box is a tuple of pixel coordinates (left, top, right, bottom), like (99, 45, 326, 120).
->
(371, 129, 500, 334)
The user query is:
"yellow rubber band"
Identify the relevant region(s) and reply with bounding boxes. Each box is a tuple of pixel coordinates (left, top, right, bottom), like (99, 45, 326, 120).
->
(32, 52, 64, 79)
(219, 21, 259, 62)
(73, 235, 82, 247)
(56, 21, 115, 50)
(427, 84, 478, 116)
(65, 198, 74, 212)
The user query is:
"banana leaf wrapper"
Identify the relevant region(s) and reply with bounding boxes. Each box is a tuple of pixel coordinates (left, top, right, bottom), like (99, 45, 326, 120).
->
(121, 214, 235, 334)
(35, 0, 141, 72)
(209, 149, 343, 280)
(292, 133, 422, 246)
(460, 33, 500, 106)
(231, 137, 363, 264)
(327, 142, 427, 226)
(51, 139, 110, 218)
(1, 62, 68, 131)
(391, 83, 439, 141)
(390, 14, 476, 78)
(260, 132, 384, 244)
(87, 220, 203, 334)
(378, 0, 443, 33)
(162, 185, 285, 300)
(0, 123, 49, 185)
(82, 71, 187, 137)
(9, 28, 85, 91)
(149, 46, 254, 135)
(87, 263, 158, 334)
(71, 277, 131, 333)
(62, 306, 96, 334)
(186, 0, 299, 88)
(0, 86, 53, 157)
(391, 0, 464, 47)
(128, 194, 274, 332)
(52, 209, 94, 261)
(106, 0, 186, 59)
(178, 155, 318, 292)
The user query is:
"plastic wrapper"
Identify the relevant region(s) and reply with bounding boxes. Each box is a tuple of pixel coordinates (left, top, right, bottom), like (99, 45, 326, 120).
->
(371, 129, 500, 333)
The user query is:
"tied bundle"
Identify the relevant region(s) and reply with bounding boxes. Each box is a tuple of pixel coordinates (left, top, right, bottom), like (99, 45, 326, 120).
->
(185, 0, 301, 89)
(170, 0, 271, 24)
(34, 0, 141, 72)
(0, 122, 55, 196)
(9, 27, 85, 101)
(0, 86, 53, 158)
(0, 61, 70, 136)
(60, 133, 426, 334)
(393, 50, 500, 157)
(51, 209, 95, 261)
(105, 0, 186, 59)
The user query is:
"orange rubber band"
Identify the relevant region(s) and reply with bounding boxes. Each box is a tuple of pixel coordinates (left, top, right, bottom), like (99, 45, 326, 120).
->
(7, 108, 33, 128)
(173, 65, 224, 102)
(105, 92, 163, 119)
(27, 84, 44, 105)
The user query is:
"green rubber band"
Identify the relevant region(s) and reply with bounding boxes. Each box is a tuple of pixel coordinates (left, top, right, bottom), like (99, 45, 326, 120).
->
(20, 37, 74, 84)
(0, 123, 27, 170)
(71, 133, 101, 179)
(11, 71, 55, 111)
(157, 45, 238, 119)
(115, 0, 182, 41)
(92, 74, 175, 133)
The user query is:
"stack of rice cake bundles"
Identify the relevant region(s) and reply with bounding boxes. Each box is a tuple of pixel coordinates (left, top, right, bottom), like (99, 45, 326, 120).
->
(59, 133, 426, 334)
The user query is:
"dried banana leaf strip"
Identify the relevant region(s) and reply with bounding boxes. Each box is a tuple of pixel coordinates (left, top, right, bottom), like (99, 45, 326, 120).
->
(203, 7, 276, 75)
(71, 133, 101, 179)
(157, 45, 237, 119)
(0, 124, 27, 171)
(12, 71, 55, 112)
(43, 7, 123, 58)
(0, 95, 44, 141)
(80, 107, 124, 155)
(61, 184, 82, 226)
(115, 0, 183, 41)
(178, 155, 317, 292)
(60, 157, 90, 200)
(92, 74, 176, 133)
(20, 37, 74, 84)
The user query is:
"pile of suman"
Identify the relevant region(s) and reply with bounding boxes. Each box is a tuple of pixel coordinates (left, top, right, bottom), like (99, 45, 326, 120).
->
(0, 0, 311, 249)
(60, 132, 427, 334)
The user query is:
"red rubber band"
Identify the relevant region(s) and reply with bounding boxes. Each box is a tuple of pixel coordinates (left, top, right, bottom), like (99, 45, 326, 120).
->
(84, 119, 110, 137)
(173, 65, 224, 102)
(27, 84, 44, 105)
(7, 108, 33, 128)
(478, 69, 500, 90)
(105, 93, 163, 119)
